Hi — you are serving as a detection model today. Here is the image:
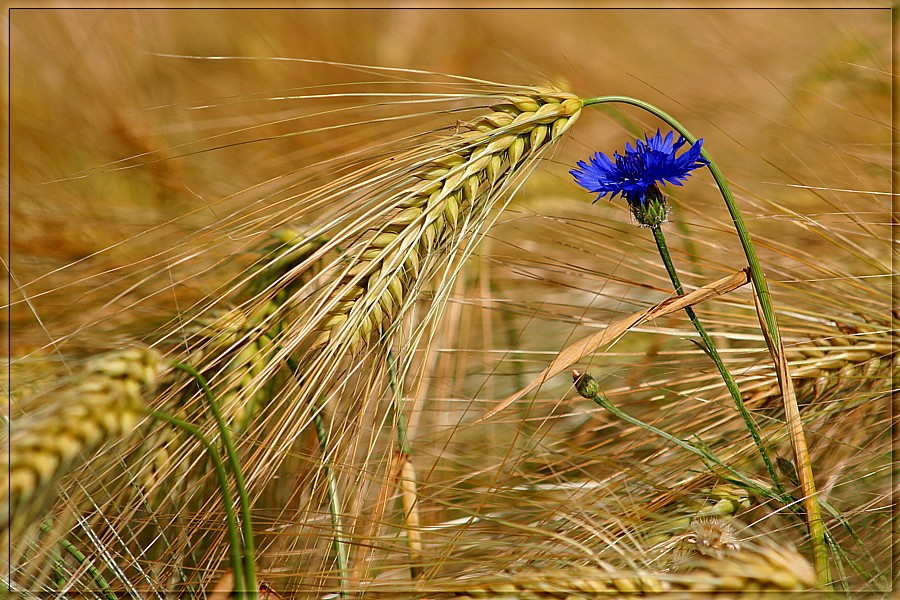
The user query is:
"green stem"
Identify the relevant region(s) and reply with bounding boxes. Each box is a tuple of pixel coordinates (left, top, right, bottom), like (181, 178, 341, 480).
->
(39, 519, 70, 598)
(146, 410, 245, 596)
(386, 354, 411, 456)
(386, 354, 421, 581)
(38, 520, 117, 600)
(172, 362, 257, 597)
(282, 355, 350, 599)
(649, 224, 783, 493)
(573, 372, 753, 491)
(311, 405, 351, 599)
(597, 393, 710, 460)
(580, 95, 830, 587)
(573, 370, 829, 547)
(582, 96, 780, 345)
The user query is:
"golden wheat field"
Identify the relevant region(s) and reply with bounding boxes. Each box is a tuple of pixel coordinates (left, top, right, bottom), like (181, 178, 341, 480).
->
(5, 7, 896, 599)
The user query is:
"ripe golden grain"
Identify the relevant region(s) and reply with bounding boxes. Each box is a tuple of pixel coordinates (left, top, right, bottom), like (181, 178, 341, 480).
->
(307, 87, 582, 353)
(1, 348, 162, 541)
(451, 544, 816, 598)
(742, 320, 896, 411)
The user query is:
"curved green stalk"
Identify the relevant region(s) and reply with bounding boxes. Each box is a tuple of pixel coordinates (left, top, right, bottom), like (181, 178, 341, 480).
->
(649, 224, 783, 492)
(146, 410, 245, 596)
(39, 520, 116, 600)
(580, 96, 830, 586)
(572, 369, 831, 558)
(572, 371, 763, 497)
(581, 96, 780, 345)
(171, 362, 257, 596)
(37, 411, 246, 598)
(39, 519, 70, 598)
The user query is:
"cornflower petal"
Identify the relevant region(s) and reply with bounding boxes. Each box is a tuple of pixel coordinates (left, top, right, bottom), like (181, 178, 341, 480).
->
(571, 130, 710, 206)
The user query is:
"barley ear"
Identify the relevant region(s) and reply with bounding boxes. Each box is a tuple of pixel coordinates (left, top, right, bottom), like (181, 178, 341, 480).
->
(2, 348, 163, 542)
(311, 87, 582, 354)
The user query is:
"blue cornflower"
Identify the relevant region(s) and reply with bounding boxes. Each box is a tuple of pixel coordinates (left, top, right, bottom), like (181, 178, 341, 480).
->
(570, 130, 709, 226)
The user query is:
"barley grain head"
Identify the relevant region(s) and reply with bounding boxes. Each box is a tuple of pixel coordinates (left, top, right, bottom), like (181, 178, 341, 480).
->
(2, 348, 163, 554)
